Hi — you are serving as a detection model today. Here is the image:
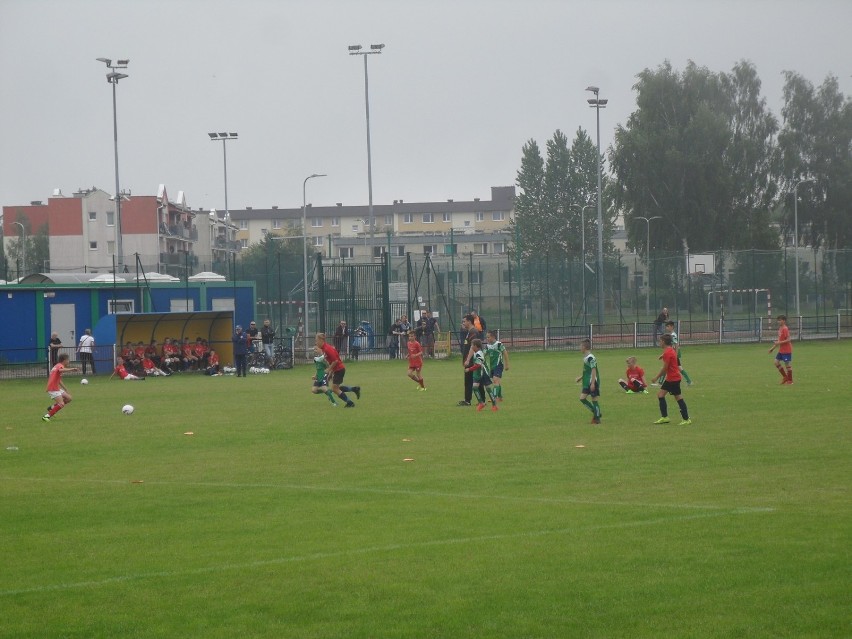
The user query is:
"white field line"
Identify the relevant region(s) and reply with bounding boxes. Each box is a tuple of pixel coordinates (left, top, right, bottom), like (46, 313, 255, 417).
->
(0, 475, 776, 512)
(0, 507, 773, 597)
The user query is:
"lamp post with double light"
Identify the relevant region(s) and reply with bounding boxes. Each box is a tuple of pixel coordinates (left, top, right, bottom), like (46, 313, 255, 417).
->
(303, 173, 327, 358)
(96, 57, 129, 270)
(208, 132, 238, 224)
(586, 85, 608, 324)
(634, 216, 662, 314)
(570, 204, 596, 325)
(792, 178, 813, 317)
(349, 43, 384, 253)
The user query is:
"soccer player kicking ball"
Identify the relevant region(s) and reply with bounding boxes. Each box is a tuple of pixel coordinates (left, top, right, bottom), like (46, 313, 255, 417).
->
(406, 329, 426, 390)
(653, 334, 691, 425)
(768, 315, 793, 384)
(43, 353, 79, 422)
(576, 339, 602, 424)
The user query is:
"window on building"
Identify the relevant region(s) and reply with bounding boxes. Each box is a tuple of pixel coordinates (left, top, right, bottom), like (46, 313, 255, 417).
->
(473, 243, 488, 255)
(106, 211, 115, 226)
(442, 212, 452, 223)
(464, 220, 471, 227)
(331, 217, 340, 227)
(502, 270, 516, 284)
(311, 218, 322, 228)
(403, 213, 413, 224)
(312, 236, 323, 246)
(470, 271, 483, 284)
(107, 241, 115, 255)
(423, 213, 434, 224)
(492, 211, 505, 222)
(239, 220, 248, 230)
(89, 241, 98, 250)
(352, 224, 360, 233)
(108, 300, 135, 314)
(475, 212, 484, 222)
(373, 246, 386, 258)
(444, 244, 457, 255)
(339, 247, 354, 259)
(423, 245, 437, 255)
(240, 239, 248, 249)
(494, 242, 506, 254)
(384, 214, 393, 226)
(449, 271, 462, 284)
(261, 228, 268, 235)
(88, 211, 97, 221)
(273, 220, 282, 229)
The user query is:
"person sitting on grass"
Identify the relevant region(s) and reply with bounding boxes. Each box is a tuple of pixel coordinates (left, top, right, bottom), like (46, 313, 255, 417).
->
(114, 356, 145, 381)
(206, 349, 221, 376)
(618, 356, 648, 394)
(141, 355, 170, 377)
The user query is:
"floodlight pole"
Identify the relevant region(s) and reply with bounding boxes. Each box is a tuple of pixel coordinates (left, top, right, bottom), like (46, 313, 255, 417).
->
(97, 57, 129, 270)
(349, 44, 384, 255)
(586, 85, 608, 325)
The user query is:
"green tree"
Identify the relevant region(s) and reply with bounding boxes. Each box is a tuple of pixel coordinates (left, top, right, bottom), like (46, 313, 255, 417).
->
(611, 60, 778, 255)
(236, 234, 305, 304)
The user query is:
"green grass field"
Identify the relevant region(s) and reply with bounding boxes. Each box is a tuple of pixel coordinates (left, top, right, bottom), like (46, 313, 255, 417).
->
(1, 342, 849, 639)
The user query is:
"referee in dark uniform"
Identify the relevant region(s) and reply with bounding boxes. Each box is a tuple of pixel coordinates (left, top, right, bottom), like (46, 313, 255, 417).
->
(458, 314, 478, 406)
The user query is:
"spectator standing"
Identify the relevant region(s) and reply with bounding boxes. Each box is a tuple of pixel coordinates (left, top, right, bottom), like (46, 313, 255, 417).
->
(398, 315, 412, 352)
(422, 310, 441, 358)
(247, 321, 260, 353)
(387, 318, 403, 359)
(458, 314, 478, 406)
(261, 319, 275, 364)
(333, 320, 350, 358)
(77, 328, 96, 375)
(652, 307, 669, 345)
(232, 325, 249, 377)
(49, 332, 62, 367)
(470, 310, 487, 339)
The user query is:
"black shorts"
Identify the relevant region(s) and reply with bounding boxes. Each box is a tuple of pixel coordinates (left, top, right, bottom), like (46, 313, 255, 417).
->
(661, 380, 682, 396)
(582, 386, 600, 398)
(331, 369, 346, 385)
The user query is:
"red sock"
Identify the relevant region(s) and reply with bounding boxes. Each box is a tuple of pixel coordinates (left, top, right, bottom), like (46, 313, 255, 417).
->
(778, 366, 787, 379)
(787, 368, 793, 382)
(48, 403, 64, 417)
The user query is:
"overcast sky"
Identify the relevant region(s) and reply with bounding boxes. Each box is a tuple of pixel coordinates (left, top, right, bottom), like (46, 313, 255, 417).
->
(1, 0, 850, 215)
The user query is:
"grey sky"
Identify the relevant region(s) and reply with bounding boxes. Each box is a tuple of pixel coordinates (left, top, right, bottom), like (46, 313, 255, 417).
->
(1, 0, 850, 214)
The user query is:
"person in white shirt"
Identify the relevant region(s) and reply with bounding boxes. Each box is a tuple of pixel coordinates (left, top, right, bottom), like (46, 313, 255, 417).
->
(77, 328, 96, 375)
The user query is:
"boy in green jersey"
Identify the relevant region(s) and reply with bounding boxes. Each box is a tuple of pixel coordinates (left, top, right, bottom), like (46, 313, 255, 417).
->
(575, 338, 602, 424)
(310, 347, 338, 406)
(466, 338, 498, 412)
(485, 330, 509, 401)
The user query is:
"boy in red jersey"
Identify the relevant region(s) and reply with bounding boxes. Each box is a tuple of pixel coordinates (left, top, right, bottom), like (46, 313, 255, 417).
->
(114, 356, 145, 380)
(406, 329, 426, 390)
(768, 315, 793, 384)
(43, 353, 79, 421)
(316, 332, 360, 408)
(618, 356, 648, 394)
(652, 334, 691, 425)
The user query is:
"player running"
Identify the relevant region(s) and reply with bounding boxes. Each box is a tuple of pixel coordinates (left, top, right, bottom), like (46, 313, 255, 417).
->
(316, 332, 360, 408)
(43, 353, 79, 422)
(406, 329, 426, 390)
(311, 346, 338, 406)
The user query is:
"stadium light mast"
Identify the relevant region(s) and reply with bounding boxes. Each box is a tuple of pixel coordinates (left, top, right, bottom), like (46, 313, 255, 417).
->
(97, 57, 129, 270)
(586, 85, 608, 324)
(208, 132, 239, 225)
(349, 43, 384, 254)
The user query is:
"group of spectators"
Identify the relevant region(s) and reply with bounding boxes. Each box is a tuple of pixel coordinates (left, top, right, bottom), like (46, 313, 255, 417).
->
(386, 310, 441, 359)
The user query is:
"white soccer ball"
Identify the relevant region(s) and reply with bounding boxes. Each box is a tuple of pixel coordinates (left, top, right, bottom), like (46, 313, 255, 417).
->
(122, 404, 134, 415)
(80, 378, 89, 385)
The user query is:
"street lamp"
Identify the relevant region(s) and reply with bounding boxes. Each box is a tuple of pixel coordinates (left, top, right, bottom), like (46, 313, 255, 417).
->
(303, 173, 327, 359)
(570, 204, 596, 324)
(97, 57, 129, 270)
(349, 43, 384, 253)
(13, 221, 26, 278)
(634, 216, 663, 314)
(586, 85, 608, 324)
(208, 132, 238, 228)
(792, 178, 813, 317)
